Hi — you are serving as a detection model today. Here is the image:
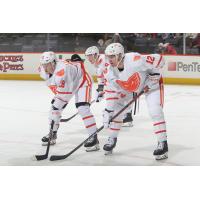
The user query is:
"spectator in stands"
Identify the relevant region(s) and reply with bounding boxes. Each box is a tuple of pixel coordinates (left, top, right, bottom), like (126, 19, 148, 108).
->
(96, 35, 113, 52)
(111, 33, 127, 51)
(97, 38, 106, 53)
(158, 43, 177, 54)
(191, 33, 200, 54)
(111, 33, 124, 43)
(161, 33, 170, 41)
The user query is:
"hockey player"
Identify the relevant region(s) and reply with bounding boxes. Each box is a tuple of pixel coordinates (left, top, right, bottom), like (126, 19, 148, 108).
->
(85, 46, 134, 127)
(85, 46, 106, 102)
(103, 43, 168, 160)
(38, 51, 99, 152)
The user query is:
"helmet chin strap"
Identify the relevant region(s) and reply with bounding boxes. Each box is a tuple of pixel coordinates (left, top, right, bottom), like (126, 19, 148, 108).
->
(94, 54, 100, 65)
(49, 62, 56, 74)
(116, 54, 124, 68)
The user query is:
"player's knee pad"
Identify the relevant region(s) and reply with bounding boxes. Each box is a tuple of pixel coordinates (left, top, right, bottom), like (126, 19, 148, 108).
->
(148, 105, 164, 121)
(109, 121, 122, 130)
(77, 104, 91, 117)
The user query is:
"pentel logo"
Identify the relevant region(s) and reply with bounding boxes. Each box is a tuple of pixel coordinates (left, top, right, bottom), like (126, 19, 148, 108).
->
(168, 62, 200, 72)
(168, 62, 176, 71)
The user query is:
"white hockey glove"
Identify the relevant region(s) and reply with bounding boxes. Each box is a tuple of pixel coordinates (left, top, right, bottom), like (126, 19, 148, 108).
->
(148, 73, 161, 82)
(144, 73, 161, 92)
(95, 84, 104, 102)
(103, 109, 114, 129)
(144, 73, 161, 93)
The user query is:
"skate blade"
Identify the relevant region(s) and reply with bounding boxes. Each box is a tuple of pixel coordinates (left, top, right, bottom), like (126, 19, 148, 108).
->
(42, 141, 56, 146)
(85, 144, 100, 152)
(155, 152, 168, 160)
(104, 150, 113, 155)
(122, 122, 133, 127)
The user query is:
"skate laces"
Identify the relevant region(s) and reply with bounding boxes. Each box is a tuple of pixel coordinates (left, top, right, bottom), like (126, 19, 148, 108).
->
(107, 137, 114, 146)
(157, 142, 163, 150)
(87, 135, 95, 143)
(48, 132, 56, 139)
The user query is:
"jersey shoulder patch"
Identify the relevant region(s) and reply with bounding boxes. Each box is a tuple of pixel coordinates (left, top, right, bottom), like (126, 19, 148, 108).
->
(56, 69, 65, 77)
(133, 55, 141, 61)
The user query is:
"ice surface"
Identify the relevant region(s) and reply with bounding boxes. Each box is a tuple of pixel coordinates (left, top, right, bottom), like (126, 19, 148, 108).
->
(0, 80, 200, 166)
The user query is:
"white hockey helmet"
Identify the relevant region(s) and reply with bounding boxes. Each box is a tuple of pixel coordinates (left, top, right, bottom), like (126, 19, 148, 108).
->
(40, 51, 57, 65)
(105, 43, 124, 57)
(85, 46, 99, 56)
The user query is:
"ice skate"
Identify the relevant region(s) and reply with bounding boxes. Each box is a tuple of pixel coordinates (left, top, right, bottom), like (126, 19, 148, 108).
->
(41, 132, 57, 146)
(153, 141, 168, 160)
(84, 134, 100, 152)
(122, 112, 133, 127)
(103, 137, 117, 155)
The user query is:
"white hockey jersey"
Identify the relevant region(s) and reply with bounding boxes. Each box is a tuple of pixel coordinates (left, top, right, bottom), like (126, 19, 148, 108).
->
(95, 54, 109, 85)
(38, 60, 92, 102)
(104, 52, 165, 93)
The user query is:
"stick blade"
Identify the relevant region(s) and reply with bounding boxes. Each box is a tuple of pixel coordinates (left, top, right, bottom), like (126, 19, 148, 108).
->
(35, 154, 48, 161)
(60, 119, 67, 122)
(49, 154, 68, 161)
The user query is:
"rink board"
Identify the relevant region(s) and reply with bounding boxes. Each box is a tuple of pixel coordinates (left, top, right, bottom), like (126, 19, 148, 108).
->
(0, 53, 199, 84)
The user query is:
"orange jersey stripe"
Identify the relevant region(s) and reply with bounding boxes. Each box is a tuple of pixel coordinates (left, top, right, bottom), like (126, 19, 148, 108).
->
(83, 115, 93, 120)
(155, 130, 166, 134)
(105, 90, 117, 93)
(153, 121, 165, 126)
(48, 85, 57, 94)
(86, 123, 96, 128)
(106, 97, 119, 101)
(56, 91, 72, 94)
(156, 55, 163, 68)
(86, 72, 92, 86)
(159, 77, 164, 107)
(87, 86, 90, 102)
(85, 86, 88, 102)
(110, 128, 120, 131)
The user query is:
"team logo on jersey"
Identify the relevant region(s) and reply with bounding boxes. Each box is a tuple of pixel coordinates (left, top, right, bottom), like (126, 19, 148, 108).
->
(116, 72, 141, 92)
(56, 69, 65, 76)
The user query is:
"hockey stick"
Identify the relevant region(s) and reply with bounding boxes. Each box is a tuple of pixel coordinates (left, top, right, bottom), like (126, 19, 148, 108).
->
(60, 100, 95, 122)
(49, 90, 144, 161)
(133, 93, 137, 115)
(35, 100, 95, 160)
(35, 121, 55, 161)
